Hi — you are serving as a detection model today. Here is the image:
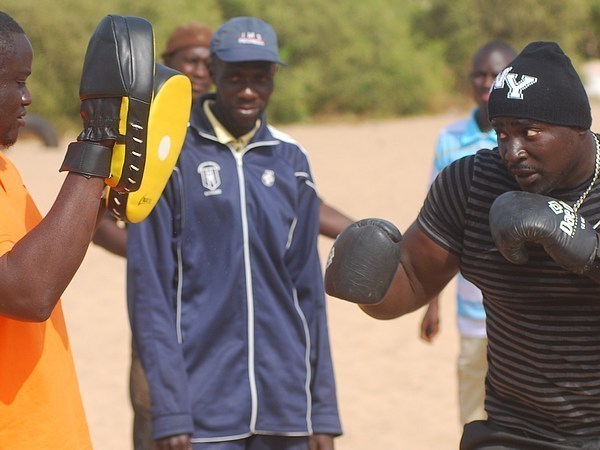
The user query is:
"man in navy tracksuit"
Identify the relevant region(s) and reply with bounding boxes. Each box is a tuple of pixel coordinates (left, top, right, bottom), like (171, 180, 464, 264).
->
(127, 17, 342, 450)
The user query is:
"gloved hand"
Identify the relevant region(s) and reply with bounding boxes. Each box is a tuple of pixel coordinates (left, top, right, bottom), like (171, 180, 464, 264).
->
(60, 98, 120, 179)
(75, 97, 121, 143)
(489, 191, 600, 276)
(324, 218, 402, 304)
(60, 15, 154, 181)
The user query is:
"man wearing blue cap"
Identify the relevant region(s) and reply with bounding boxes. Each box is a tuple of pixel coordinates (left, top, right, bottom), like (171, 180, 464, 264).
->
(127, 17, 342, 450)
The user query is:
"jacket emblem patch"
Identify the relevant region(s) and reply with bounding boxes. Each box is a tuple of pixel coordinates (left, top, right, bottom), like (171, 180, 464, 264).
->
(262, 169, 275, 187)
(198, 161, 222, 196)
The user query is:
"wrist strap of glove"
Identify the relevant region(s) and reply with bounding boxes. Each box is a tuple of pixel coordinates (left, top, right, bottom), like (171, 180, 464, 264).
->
(60, 141, 112, 178)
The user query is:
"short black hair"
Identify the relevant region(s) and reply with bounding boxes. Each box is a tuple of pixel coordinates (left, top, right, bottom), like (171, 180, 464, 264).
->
(0, 12, 25, 72)
(472, 40, 517, 66)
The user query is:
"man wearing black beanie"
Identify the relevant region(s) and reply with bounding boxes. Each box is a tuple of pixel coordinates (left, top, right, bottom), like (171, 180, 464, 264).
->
(488, 41, 592, 129)
(324, 41, 600, 449)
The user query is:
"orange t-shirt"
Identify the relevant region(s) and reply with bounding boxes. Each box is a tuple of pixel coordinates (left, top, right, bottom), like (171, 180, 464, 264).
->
(0, 152, 92, 449)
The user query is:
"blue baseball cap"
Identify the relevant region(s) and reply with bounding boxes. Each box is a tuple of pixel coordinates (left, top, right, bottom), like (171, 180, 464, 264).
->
(210, 17, 284, 65)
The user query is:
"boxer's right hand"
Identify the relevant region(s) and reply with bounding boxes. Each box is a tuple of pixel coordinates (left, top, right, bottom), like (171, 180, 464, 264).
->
(324, 218, 402, 304)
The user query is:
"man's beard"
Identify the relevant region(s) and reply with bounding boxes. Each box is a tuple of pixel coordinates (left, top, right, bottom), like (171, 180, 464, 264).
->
(0, 129, 17, 149)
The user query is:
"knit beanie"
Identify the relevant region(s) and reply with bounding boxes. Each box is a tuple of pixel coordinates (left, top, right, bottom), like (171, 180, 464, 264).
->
(488, 41, 592, 129)
(162, 23, 213, 59)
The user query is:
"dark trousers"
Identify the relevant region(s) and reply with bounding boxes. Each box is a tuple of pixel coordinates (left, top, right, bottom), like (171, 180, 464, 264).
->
(461, 420, 600, 450)
(193, 436, 309, 449)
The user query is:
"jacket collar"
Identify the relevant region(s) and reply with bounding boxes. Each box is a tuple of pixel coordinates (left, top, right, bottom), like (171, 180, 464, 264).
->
(190, 93, 275, 145)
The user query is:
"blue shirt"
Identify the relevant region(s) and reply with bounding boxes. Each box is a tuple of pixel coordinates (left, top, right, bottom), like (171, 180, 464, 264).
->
(430, 109, 497, 337)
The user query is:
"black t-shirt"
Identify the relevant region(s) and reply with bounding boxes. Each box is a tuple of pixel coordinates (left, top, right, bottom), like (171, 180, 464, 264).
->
(418, 148, 600, 441)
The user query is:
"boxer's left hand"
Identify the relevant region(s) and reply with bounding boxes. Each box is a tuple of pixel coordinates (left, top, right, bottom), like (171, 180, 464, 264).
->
(325, 218, 402, 304)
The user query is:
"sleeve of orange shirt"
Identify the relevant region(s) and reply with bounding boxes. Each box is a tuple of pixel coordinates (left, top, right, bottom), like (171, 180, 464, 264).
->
(0, 152, 92, 449)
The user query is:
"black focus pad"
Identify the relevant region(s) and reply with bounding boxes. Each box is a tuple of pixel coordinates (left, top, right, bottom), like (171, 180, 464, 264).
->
(61, 14, 157, 188)
(78, 14, 154, 104)
(325, 218, 402, 304)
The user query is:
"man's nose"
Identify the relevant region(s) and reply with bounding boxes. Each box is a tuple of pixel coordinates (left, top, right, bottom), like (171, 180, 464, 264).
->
(22, 86, 32, 106)
(502, 139, 526, 163)
(239, 83, 258, 98)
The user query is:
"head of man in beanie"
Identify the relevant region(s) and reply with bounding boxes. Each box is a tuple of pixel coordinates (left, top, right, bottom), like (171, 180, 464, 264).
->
(162, 22, 214, 103)
(487, 41, 594, 195)
(323, 40, 600, 449)
(126, 16, 342, 450)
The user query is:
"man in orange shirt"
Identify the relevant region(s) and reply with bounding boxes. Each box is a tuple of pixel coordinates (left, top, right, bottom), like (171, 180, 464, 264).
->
(0, 11, 160, 449)
(0, 11, 101, 449)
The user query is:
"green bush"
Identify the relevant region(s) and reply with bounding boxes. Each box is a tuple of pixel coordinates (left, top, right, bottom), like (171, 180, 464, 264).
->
(4, 0, 600, 133)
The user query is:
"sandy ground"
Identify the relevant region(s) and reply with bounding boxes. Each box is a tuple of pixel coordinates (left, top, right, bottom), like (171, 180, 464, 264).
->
(8, 111, 469, 449)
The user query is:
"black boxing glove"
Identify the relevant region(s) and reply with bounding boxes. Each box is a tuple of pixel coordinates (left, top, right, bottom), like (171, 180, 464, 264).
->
(325, 218, 402, 304)
(489, 191, 600, 281)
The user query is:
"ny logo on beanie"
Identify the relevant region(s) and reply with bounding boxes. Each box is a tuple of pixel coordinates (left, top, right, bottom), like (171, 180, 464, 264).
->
(491, 66, 538, 100)
(487, 41, 592, 130)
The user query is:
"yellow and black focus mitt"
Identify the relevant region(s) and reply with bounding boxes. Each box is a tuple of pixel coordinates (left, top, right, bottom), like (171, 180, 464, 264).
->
(60, 14, 191, 223)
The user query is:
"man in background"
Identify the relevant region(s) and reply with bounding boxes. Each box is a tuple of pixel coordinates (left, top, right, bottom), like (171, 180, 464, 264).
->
(93, 20, 349, 449)
(162, 22, 214, 104)
(128, 16, 342, 449)
(159, 22, 353, 238)
(419, 40, 517, 425)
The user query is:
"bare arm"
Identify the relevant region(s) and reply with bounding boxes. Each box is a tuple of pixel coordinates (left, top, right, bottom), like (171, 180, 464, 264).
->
(319, 202, 353, 239)
(359, 221, 459, 320)
(93, 212, 127, 257)
(0, 173, 105, 321)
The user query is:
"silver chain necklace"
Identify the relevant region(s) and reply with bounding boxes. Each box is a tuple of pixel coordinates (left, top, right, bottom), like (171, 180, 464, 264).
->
(572, 132, 600, 214)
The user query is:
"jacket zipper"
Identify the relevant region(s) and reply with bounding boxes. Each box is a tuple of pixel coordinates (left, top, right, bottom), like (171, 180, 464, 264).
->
(234, 150, 259, 433)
